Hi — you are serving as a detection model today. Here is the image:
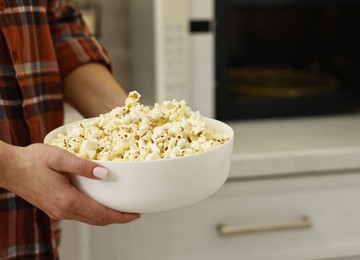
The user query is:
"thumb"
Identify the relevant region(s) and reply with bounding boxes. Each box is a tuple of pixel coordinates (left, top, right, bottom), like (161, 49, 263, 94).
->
(49, 147, 108, 180)
(91, 166, 109, 180)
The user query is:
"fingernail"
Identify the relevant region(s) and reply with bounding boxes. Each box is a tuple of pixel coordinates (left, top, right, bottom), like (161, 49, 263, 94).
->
(93, 167, 108, 179)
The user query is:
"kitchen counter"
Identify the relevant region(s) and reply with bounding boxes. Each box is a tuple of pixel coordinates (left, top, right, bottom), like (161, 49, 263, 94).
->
(64, 105, 360, 180)
(228, 113, 360, 179)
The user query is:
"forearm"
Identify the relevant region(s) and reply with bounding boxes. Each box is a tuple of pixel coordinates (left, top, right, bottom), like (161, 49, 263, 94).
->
(63, 63, 128, 117)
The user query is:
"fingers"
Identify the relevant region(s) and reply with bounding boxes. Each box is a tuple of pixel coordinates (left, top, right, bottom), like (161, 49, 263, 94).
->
(77, 207, 141, 226)
(46, 145, 107, 179)
(50, 185, 141, 226)
(73, 193, 141, 226)
(60, 205, 141, 226)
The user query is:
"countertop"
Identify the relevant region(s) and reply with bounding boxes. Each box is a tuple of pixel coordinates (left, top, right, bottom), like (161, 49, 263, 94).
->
(64, 105, 360, 179)
(228, 113, 360, 179)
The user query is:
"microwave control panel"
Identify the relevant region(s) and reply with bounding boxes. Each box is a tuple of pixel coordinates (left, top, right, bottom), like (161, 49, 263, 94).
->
(156, 0, 190, 102)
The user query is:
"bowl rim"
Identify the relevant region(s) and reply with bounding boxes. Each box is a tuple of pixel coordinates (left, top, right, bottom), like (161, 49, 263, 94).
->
(44, 116, 234, 164)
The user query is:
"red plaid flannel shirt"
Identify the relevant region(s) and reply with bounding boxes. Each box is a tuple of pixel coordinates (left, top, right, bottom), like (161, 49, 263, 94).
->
(0, 0, 111, 259)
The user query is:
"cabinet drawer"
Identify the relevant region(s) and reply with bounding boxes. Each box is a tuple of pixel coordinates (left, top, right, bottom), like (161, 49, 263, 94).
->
(61, 172, 360, 260)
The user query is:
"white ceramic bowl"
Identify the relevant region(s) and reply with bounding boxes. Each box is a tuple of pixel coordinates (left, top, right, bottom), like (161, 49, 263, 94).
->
(44, 117, 234, 213)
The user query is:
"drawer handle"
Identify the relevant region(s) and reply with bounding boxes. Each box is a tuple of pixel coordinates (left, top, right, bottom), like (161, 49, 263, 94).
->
(217, 216, 312, 236)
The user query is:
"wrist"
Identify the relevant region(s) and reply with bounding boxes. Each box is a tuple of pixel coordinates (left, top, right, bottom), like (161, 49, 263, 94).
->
(0, 140, 22, 189)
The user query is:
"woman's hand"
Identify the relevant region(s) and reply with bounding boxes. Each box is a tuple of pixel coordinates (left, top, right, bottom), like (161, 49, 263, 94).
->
(0, 142, 140, 226)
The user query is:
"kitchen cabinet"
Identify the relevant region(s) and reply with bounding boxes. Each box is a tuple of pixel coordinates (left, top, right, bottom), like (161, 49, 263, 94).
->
(60, 171, 360, 260)
(60, 109, 360, 260)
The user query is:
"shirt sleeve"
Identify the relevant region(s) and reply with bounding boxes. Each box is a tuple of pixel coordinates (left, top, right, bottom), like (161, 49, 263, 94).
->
(47, 0, 112, 79)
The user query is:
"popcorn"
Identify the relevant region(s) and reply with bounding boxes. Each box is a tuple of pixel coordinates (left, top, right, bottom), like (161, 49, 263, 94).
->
(50, 91, 229, 161)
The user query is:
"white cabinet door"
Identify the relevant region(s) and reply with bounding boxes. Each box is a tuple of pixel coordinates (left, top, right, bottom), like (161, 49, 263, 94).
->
(60, 172, 360, 260)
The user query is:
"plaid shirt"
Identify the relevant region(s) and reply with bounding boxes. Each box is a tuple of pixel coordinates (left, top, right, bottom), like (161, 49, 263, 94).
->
(0, 0, 111, 259)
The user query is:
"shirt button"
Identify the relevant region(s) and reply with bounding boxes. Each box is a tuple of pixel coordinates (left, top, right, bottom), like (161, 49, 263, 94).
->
(0, 1, 6, 12)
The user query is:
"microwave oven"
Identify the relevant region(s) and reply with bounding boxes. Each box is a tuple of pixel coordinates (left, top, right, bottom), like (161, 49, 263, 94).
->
(130, 0, 360, 120)
(129, 0, 215, 118)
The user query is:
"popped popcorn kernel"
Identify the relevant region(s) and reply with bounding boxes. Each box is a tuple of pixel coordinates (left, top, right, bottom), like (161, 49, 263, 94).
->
(50, 91, 230, 161)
